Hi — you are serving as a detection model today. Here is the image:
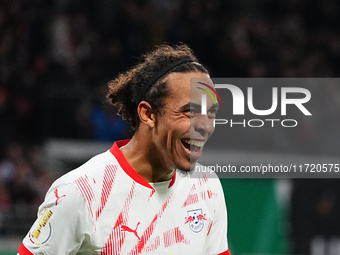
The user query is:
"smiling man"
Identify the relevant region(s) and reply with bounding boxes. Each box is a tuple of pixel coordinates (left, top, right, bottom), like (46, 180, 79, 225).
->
(18, 44, 230, 255)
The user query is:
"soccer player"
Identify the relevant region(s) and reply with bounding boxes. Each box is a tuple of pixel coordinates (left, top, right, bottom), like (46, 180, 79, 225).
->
(18, 44, 230, 254)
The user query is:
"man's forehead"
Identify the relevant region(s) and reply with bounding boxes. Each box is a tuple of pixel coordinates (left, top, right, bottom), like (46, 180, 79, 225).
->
(166, 72, 211, 93)
(163, 73, 216, 110)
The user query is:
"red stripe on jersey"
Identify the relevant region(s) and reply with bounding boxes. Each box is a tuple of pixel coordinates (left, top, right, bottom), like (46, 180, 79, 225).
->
(219, 250, 231, 255)
(163, 227, 190, 248)
(74, 175, 95, 218)
(182, 184, 199, 207)
(206, 221, 213, 236)
(148, 189, 155, 200)
(128, 192, 173, 254)
(143, 236, 160, 253)
(101, 182, 136, 255)
(18, 243, 33, 255)
(96, 164, 118, 219)
(168, 171, 176, 188)
(197, 174, 208, 186)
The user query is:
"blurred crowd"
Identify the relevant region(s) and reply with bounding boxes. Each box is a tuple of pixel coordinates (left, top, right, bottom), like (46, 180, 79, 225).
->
(1, 0, 340, 144)
(0, 141, 54, 235)
(1, 0, 340, 253)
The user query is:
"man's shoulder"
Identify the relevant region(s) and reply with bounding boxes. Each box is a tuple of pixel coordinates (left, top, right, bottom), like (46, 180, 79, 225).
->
(53, 149, 117, 187)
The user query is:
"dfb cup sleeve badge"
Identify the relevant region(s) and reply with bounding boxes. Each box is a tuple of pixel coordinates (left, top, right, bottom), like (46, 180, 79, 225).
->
(29, 209, 53, 245)
(185, 209, 207, 233)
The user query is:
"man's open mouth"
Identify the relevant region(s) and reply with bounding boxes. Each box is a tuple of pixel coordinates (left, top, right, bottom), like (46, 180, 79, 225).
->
(181, 139, 204, 153)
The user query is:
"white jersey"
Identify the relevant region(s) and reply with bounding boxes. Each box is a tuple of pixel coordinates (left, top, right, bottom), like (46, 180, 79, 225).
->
(19, 140, 230, 255)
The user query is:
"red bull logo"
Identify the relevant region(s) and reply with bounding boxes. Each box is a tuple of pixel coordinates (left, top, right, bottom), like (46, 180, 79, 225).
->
(185, 209, 207, 233)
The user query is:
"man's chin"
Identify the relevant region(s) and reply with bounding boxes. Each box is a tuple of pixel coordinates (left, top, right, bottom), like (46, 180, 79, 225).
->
(176, 160, 198, 174)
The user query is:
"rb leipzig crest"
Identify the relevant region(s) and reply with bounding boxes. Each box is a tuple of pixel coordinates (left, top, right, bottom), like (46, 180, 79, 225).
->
(184, 209, 207, 233)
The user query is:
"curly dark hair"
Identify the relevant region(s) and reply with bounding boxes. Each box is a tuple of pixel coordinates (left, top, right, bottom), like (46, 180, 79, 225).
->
(107, 44, 209, 130)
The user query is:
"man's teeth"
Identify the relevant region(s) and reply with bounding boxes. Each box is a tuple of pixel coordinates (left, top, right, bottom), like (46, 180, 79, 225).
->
(183, 139, 204, 147)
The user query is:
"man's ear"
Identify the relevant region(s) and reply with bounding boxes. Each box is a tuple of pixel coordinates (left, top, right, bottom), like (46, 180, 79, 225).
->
(137, 101, 156, 128)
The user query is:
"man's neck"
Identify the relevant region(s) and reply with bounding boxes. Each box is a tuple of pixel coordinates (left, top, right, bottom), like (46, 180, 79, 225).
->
(120, 134, 175, 183)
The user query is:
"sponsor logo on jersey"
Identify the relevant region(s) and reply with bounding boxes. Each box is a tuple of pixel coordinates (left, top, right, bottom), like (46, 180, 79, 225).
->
(29, 209, 53, 245)
(184, 209, 207, 233)
(121, 222, 140, 240)
(54, 188, 66, 205)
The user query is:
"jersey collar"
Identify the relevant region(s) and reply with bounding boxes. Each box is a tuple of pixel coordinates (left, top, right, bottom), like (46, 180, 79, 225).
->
(109, 140, 176, 190)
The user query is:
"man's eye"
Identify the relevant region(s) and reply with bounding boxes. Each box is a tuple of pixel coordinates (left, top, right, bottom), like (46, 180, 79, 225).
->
(208, 108, 217, 114)
(207, 108, 218, 118)
(183, 108, 198, 116)
(184, 108, 196, 113)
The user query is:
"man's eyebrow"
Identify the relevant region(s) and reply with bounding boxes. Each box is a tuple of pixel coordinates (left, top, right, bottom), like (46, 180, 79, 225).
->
(209, 104, 219, 111)
(179, 102, 219, 112)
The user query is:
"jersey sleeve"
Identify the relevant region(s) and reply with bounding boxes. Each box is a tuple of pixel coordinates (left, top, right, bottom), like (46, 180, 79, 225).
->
(205, 178, 230, 255)
(18, 179, 94, 255)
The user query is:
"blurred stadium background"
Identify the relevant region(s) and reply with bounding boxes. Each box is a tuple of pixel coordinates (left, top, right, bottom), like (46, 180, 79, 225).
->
(1, 0, 340, 254)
